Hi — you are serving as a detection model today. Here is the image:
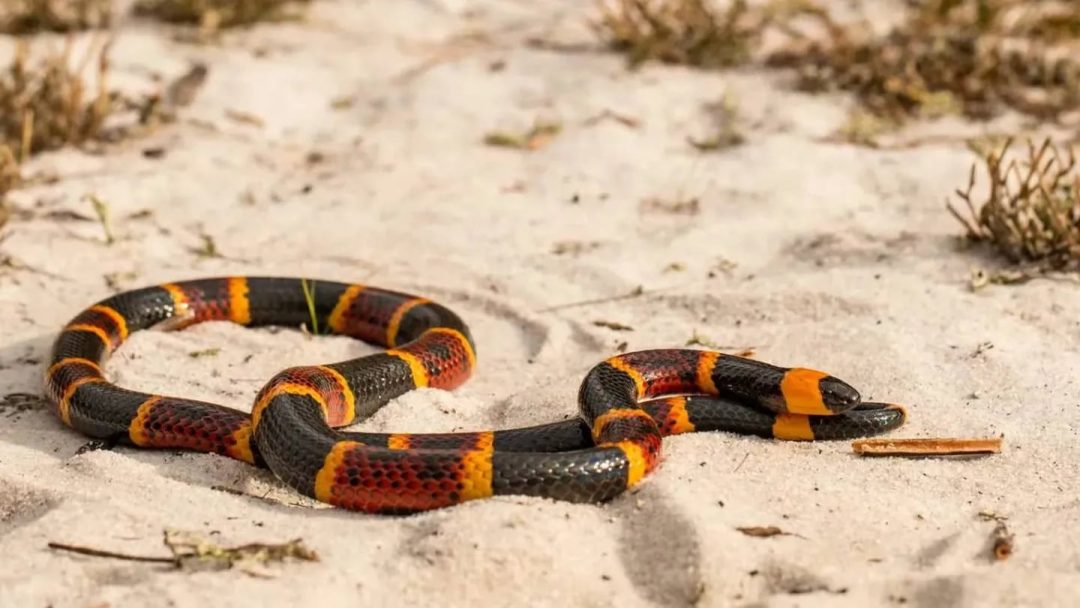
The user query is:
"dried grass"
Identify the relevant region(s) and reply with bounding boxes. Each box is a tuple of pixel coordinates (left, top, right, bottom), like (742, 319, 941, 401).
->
(948, 137, 1080, 274)
(593, 1, 1080, 124)
(0, 39, 169, 209)
(0, 40, 117, 157)
(768, 0, 1080, 122)
(592, 0, 764, 69)
(133, 0, 311, 30)
(0, 0, 112, 34)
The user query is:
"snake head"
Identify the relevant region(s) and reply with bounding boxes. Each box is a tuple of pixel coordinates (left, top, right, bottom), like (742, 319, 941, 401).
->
(817, 375, 861, 413)
(779, 368, 861, 415)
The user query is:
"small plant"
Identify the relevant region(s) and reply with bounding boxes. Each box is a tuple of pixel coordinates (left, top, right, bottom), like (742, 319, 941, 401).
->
(300, 278, 320, 335)
(767, 0, 1080, 122)
(483, 120, 562, 151)
(0, 40, 120, 209)
(0, 146, 18, 204)
(85, 194, 114, 244)
(0, 40, 118, 158)
(134, 0, 310, 29)
(687, 92, 744, 151)
(0, 42, 169, 224)
(948, 137, 1080, 275)
(592, 0, 762, 69)
(0, 0, 112, 34)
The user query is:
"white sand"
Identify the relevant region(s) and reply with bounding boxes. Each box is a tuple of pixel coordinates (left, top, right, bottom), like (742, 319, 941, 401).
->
(1, 1, 1078, 606)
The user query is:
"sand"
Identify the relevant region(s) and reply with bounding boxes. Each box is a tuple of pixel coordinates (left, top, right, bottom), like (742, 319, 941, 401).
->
(1, 1, 1077, 607)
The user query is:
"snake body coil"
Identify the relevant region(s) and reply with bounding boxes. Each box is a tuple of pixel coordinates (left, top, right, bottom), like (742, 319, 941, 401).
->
(44, 277, 905, 514)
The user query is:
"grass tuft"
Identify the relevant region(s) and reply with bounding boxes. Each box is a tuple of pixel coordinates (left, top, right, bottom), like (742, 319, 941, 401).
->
(0, 0, 112, 34)
(687, 92, 745, 151)
(0, 146, 18, 206)
(133, 0, 311, 30)
(0, 40, 118, 158)
(594, 1, 1080, 126)
(767, 0, 1080, 122)
(948, 137, 1080, 276)
(484, 119, 562, 151)
(85, 194, 114, 244)
(300, 278, 320, 335)
(592, 0, 762, 69)
(0, 40, 125, 207)
(0, 41, 171, 221)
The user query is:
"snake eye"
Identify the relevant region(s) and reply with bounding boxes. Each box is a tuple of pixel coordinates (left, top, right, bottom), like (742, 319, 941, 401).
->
(818, 376, 860, 412)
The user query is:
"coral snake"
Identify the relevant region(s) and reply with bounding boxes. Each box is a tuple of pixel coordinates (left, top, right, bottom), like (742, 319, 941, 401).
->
(44, 276, 906, 514)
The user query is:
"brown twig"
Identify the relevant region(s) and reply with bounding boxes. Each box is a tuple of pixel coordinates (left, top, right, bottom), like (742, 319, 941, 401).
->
(852, 437, 1003, 456)
(48, 542, 176, 564)
(49, 530, 319, 577)
(736, 525, 801, 539)
(538, 285, 647, 313)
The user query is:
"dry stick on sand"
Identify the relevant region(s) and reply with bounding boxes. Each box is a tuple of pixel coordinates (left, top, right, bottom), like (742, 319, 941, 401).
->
(736, 526, 800, 538)
(48, 542, 175, 564)
(483, 120, 562, 151)
(49, 530, 319, 577)
(851, 437, 1003, 457)
(538, 285, 647, 313)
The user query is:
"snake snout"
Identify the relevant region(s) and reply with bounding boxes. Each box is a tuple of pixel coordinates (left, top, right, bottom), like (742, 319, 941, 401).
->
(819, 376, 861, 412)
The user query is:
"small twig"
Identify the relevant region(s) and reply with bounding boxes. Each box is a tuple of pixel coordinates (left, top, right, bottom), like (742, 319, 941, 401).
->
(970, 341, 995, 358)
(732, 451, 750, 473)
(736, 525, 801, 539)
(592, 320, 634, 331)
(48, 542, 176, 564)
(19, 110, 33, 163)
(210, 485, 315, 509)
(483, 120, 562, 151)
(85, 194, 114, 245)
(191, 231, 219, 258)
(582, 109, 642, 129)
(538, 285, 646, 313)
(537, 277, 712, 314)
(686, 330, 755, 356)
(852, 437, 1003, 457)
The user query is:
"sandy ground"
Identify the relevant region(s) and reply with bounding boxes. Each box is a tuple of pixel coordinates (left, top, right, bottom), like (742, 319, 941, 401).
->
(0, 1, 1078, 606)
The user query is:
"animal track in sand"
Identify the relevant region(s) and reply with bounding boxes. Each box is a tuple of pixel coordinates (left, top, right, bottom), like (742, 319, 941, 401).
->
(87, 564, 149, 587)
(404, 284, 552, 363)
(613, 487, 704, 608)
(756, 559, 840, 597)
(914, 532, 961, 569)
(779, 230, 947, 270)
(911, 575, 965, 608)
(0, 392, 48, 423)
(0, 478, 58, 538)
(634, 290, 874, 331)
